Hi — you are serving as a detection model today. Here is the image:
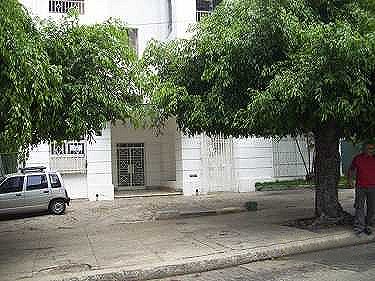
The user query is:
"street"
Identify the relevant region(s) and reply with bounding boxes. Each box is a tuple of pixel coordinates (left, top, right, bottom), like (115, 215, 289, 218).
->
(154, 243, 375, 281)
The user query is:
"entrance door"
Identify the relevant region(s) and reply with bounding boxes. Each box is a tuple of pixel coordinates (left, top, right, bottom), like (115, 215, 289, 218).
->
(201, 134, 233, 193)
(117, 143, 145, 189)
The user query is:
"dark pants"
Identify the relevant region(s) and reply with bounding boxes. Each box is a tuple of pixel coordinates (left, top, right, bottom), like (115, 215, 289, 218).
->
(354, 187, 375, 232)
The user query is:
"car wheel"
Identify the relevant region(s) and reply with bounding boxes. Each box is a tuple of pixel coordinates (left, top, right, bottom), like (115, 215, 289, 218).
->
(49, 199, 66, 215)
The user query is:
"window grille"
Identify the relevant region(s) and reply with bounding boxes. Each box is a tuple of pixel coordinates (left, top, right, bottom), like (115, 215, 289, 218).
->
(128, 28, 138, 55)
(50, 141, 87, 174)
(51, 141, 85, 155)
(49, 0, 85, 14)
(196, 0, 222, 21)
(167, 0, 173, 34)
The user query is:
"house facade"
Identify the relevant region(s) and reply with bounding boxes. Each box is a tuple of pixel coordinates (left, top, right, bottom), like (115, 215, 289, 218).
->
(21, 0, 311, 200)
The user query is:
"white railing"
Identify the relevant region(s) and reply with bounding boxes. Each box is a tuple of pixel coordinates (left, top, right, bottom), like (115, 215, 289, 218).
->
(196, 10, 212, 22)
(50, 155, 87, 174)
(49, 0, 85, 14)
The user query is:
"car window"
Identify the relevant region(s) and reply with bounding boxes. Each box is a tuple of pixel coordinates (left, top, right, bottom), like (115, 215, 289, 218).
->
(49, 174, 61, 188)
(26, 175, 48, 191)
(0, 176, 24, 194)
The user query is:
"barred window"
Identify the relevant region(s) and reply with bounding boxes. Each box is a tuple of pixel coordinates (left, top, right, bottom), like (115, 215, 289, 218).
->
(167, 0, 173, 34)
(128, 28, 138, 55)
(49, 0, 85, 15)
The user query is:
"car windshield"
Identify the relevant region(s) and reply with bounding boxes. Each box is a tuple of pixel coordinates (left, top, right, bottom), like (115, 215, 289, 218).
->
(0, 176, 5, 185)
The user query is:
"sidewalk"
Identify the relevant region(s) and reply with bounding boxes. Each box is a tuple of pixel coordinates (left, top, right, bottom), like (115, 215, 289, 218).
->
(0, 189, 373, 281)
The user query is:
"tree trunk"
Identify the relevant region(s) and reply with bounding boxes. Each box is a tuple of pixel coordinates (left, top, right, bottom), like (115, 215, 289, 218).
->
(314, 122, 346, 221)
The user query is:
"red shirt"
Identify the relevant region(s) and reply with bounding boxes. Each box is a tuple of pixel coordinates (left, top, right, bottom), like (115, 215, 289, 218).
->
(351, 153, 375, 188)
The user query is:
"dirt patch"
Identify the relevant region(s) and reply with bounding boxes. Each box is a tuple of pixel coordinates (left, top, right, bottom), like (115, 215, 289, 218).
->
(283, 216, 354, 233)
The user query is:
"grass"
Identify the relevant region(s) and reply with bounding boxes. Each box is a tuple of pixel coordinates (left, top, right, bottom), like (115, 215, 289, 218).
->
(255, 177, 350, 191)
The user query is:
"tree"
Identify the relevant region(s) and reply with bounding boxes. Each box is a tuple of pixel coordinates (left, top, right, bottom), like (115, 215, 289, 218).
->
(0, 0, 141, 156)
(144, 0, 375, 222)
(0, 0, 61, 154)
(39, 13, 142, 142)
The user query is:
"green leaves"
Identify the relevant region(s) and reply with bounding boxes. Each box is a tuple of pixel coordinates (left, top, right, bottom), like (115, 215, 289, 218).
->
(1, 2, 143, 153)
(0, 0, 61, 153)
(146, 0, 375, 141)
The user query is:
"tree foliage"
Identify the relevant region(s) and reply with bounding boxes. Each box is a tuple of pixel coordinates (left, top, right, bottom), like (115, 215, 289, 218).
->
(0, 1, 141, 153)
(0, 0, 60, 153)
(145, 0, 375, 140)
(144, 0, 375, 219)
(39, 14, 141, 142)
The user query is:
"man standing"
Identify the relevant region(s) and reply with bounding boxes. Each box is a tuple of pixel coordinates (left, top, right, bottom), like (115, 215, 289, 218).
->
(348, 141, 375, 236)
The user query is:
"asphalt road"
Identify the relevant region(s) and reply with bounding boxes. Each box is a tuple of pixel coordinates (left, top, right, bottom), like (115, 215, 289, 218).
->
(154, 242, 375, 281)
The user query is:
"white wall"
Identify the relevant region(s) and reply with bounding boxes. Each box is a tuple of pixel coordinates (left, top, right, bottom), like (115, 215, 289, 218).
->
(170, 0, 196, 39)
(26, 143, 50, 168)
(179, 135, 307, 195)
(62, 174, 88, 199)
(160, 119, 177, 186)
(233, 138, 274, 192)
(110, 0, 170, 54)
(178, 135, 274, 195)
(20, 0, 197, 55)
(86, 124, 114, 200)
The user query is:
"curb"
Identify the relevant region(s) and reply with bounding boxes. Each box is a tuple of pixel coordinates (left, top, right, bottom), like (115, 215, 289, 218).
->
(155, 207, 248, 220)
(115, 192, 183, 199)
(50, 232, 375, 281)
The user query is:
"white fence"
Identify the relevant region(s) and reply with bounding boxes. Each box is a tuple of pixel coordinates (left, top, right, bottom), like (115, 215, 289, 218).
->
(50, 155, 87, 174)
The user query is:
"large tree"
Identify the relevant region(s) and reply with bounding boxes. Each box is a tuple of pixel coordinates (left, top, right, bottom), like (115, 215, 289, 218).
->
(144, 0, 375, 222)
(39, 13, 141, 142)
(0, 1, 141, 156)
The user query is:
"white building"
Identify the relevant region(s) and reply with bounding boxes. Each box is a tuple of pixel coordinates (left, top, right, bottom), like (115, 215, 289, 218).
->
(21, 0, 311, 200)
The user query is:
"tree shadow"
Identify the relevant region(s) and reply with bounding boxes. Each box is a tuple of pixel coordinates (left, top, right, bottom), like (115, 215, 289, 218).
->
(0, 211, 49, 221)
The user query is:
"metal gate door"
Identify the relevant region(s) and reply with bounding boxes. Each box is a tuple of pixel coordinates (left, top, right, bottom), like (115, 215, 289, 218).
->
(272, 137, 310, 178)
(201, 134, 233, 193)
(117, 143, 145, 188)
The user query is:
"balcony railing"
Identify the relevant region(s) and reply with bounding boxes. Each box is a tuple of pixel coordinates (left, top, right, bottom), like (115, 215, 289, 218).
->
(196, 10, 212, 22)
(50, 154, 87, 174)
(49, 0, 85, 14)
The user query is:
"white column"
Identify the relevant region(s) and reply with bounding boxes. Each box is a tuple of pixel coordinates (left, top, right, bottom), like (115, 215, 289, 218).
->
(174, 0, 196, 39)
(179, 134, 202, 196)
(86, 123, 114, 201)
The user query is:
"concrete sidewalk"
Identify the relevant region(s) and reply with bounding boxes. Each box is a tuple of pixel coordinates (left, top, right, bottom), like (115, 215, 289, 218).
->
(0, 189, 374, 281)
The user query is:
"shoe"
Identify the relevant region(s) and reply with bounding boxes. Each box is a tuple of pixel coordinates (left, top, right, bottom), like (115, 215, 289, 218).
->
(364, 228, 373, 235)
